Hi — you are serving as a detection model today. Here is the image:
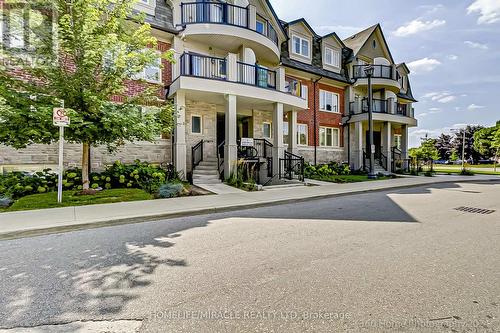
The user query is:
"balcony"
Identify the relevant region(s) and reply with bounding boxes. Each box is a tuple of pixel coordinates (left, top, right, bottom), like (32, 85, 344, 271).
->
(397, 103, 408, 116)
(180, 2, 281, 63)
(349, 98, 388, 115)
(172, 53, 307, 111)
(347, 98, 417, 126)
(351, 64, 401, 93)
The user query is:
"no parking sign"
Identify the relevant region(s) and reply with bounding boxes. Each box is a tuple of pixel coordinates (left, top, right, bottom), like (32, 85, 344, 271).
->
(53, 108, 70, 126)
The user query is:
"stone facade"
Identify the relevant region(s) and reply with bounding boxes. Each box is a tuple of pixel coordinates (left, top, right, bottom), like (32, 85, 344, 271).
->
(298, 146, 346, 165)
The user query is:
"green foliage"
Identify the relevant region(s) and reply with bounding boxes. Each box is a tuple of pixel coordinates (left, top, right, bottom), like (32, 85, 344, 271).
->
(157, 183, 185, 199)
(450, 149, 459, 162)
(0, 160, 178, 199)
(0, 0, 175, 187)
(473, 123, 500, 159)
(460, 169, 475, 176)
(226, 160, 257, 191)
(304, 162, 351, 178)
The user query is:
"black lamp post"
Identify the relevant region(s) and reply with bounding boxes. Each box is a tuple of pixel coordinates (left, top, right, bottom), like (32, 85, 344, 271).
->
(364, 65, 377, 179)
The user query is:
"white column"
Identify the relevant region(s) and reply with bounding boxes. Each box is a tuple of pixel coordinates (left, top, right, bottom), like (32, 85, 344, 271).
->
(174, 91, 187, 179)
(276, 67, 286, 92)
(272, 103, 284, 175)
(226, 53, 237, 82)
(172, 37, 185, 80)
(288, 111, 298, 154)
(224, 95, 238, 179)
(401, 124, 409, 159)
(247, 5, 257, 30)
(382, 122, 392, 172)
(387, 97, 395, 114)
(354, 121, 364, 170)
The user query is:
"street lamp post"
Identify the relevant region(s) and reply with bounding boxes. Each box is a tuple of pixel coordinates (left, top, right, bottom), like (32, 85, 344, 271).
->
(365, 65, 376, 179)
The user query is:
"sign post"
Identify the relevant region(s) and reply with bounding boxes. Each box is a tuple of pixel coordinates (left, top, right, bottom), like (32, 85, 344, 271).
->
(53, 104, 70, 203)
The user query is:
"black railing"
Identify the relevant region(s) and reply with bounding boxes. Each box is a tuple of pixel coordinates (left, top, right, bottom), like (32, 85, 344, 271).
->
(180, 53, 227, 80)
(362, 98, 388, 113)
(181, 2, 278, 46)
(217, 140, 225, 180)
(181, 2, 249, 28)
(379, 151, 388, 171)
(237, 62, 276, 89)
(392, 147, 410, 173)
(279, 151, 305, 181)
(362, 149, 367, 171)
(192, 139, 204, 171)
(353, 64, 396, 80)
(397, 103, 408, 116)
(254, 139, 273, 158)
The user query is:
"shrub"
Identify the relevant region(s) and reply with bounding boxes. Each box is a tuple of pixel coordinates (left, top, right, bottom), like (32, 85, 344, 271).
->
(158, 183, 185, 198)
(0, 196, 13, 208)
(424, 170, 434, 177)
(304, 162, 351, 179)
(460, 169, 474, 176)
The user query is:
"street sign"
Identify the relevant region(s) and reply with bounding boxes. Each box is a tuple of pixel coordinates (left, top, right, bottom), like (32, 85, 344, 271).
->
(241, 138, 254, 147)
(53, 108, 70, 126)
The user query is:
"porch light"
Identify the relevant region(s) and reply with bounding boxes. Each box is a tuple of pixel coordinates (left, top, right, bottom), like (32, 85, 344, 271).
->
(364, 65, 374, 77)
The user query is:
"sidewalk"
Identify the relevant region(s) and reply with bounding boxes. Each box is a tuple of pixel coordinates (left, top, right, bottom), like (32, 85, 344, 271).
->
(0, 175, 498, 239)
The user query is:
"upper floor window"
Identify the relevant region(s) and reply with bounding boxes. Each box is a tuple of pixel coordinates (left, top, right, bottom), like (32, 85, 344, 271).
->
(301, 85, 308, 103)
(135, 0, 156, 15)
(324, 47, 340, 68)
(292, 35, 310, 58)
(319, 90, 339, 113)
(256, 19, 266, 34)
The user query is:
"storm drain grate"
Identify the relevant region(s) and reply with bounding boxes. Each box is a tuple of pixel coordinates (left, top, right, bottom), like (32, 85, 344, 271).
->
(454, 206, 496, 215)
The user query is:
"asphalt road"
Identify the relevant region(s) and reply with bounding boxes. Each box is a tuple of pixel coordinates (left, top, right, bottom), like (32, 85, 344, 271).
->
(0, 180, 499, 332)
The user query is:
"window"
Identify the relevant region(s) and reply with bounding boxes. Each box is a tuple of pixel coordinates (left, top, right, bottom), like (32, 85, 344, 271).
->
(297, 124, 308, 145)
(324, 47, 340, 68)
(144, 57, 162, 82)
(135, 0, 156, 15)
(191, 115, 202, 134)
(8, 9, 24, 49)
(301, 85, 308, 102)
(394, 134, 402, 150)
(256, 20, 266, 34)
(319, 127, 340, 147)
(283, 121, 289, 144)
(372, 39, 377, 49)
(285, 78, 301, 97)
(319, 90, 339, 113)
(292, 35, 310, 58)
(263, 122, 272, 139)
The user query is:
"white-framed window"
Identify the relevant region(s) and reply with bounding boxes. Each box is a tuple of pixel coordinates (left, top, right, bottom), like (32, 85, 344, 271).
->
(319, 90, 339, 113)
(132, 53, 162, 83)
(256, 19, 266, 34)
(283, 121, 289, 144)
(263, 122, 272, 139)
(297, 124, 308, 146)
(292, 35, 310, 58)
(394, 134, 402, 150)
(319, 127, 340, 147)
(301, 85, 308, 102)
(324, 47, 341, 68)
(191, 115, 202, 134)
(135, 0, 156, 15)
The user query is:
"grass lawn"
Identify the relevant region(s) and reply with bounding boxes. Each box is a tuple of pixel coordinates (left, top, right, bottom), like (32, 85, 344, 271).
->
(433, 166, 500, 176)
(0, 188, 153, 212)
(309, 174, 392, 183)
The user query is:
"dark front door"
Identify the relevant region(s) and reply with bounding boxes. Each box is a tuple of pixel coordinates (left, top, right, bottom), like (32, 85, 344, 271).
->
(366, 131, 382, 158)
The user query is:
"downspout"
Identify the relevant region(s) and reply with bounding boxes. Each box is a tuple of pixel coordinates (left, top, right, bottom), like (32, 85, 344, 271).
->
(312, 76, 322, 165)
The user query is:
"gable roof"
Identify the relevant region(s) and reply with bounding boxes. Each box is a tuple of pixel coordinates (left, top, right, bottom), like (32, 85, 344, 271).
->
(285, 18, 319, 37)
(320, 31, 346, 49)
(263, 0, 288, 37)
(343, 23, 395, 64)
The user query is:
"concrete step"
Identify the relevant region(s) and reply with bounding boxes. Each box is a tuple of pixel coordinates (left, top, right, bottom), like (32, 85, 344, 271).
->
(193, 169, 219, 176)
(193, 175, 221, 181)
(198, 161, 218, 167)
(195, 164, 219, 171)
(193, 179, 222, 185)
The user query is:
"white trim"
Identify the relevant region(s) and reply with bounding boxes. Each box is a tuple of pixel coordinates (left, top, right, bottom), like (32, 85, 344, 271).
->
(324, 46, 340, 68)
(291, 34, 311, 58)
(319, 126, 340, 148)
(263, 121, 272, 139)
(135, 0, 156, 16)
(191, 115, 203, 135)
(319, 90, 340, 113)
(301, 85, 308, 103)
(297, 123, 308, 146)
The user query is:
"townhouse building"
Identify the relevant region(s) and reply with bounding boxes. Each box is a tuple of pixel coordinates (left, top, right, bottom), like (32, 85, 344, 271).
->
(0, 0, 417, 185)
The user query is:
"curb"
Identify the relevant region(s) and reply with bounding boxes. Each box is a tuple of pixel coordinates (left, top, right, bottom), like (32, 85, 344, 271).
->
(1, 177, 498, 241)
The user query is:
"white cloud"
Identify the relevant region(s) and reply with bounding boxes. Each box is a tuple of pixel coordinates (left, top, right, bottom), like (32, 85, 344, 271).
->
(464, 40, 489, 50)
(467, 0, 500, 24)
(407, 58, 441, 74)
(447, 54, 458, 60)
(421, 91, 456, 103)
(419, 4, 445, 14)
(417, 107, 442, 118)
(467, 104, 486, 111)
(393, 19, 446, 37)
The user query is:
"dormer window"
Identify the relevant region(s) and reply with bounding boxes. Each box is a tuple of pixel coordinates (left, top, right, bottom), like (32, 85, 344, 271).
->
(135, 0, 156, 15)
(292, 35, 310, 58)
(324, 47, 340, 68)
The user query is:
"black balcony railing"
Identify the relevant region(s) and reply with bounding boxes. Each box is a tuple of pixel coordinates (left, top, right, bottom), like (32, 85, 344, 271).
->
(237, 62, 276, 89)
(352, 64, 396, 80)
(397, 103, 408, 116)
(181, 2, 278, 46)
(180, 53, 227, 80)
(181, 2, 249, 28)
(362, 98, 388, 113)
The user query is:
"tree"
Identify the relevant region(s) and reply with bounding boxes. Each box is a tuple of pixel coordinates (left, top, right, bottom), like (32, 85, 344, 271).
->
(409, 137, 440, 172)
(474, 122, 500, 171)
(0, 0, 174, 190)
(434, 133, 452, 160)
(451, 125, 484, 163)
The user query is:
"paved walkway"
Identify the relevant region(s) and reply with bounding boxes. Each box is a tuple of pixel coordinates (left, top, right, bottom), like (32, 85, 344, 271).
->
(195, 183, 246, 194)
(0, 175, 498, 239)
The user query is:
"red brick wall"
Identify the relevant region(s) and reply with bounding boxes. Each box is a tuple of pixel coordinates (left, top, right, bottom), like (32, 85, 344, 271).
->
(289, 76, 345, 147)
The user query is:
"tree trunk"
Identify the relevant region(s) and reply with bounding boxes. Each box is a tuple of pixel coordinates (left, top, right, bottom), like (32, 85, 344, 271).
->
(82, 143, 90, 190)
(495, 149, 499, 173)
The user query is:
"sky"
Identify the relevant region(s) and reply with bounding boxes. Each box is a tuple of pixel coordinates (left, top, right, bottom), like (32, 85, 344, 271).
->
(270, 0, 500, 147)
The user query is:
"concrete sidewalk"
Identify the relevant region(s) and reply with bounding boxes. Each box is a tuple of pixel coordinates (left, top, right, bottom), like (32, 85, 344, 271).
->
(0, 175, 498, 239)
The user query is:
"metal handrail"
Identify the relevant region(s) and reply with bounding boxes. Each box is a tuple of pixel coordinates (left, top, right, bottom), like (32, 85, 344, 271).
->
(181, 2, 249, 28)
(353, 64, 395, 80)
(280, 151, 305, 181)
(396, 103, 408, 116)
(379, 151, 388, 171)
(237, 62, 276, 89)
(362, 98, 388, 113)
(217, 140, 225, 180)
(192, 139, 204, 171)
(180, 53, 227, 80)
